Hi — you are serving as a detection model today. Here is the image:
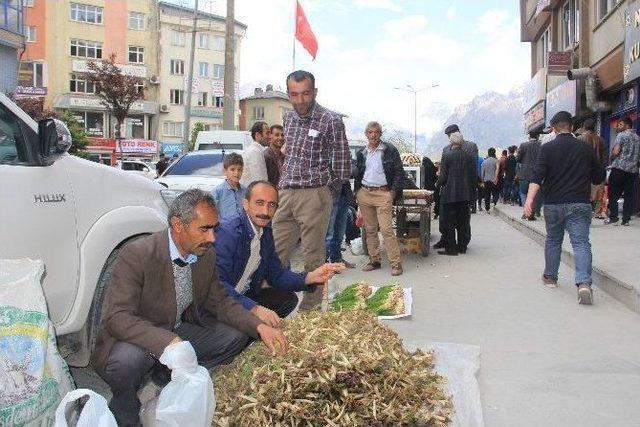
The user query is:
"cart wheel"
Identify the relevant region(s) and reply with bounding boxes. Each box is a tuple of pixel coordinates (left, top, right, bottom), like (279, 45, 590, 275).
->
(420, 210, 430, 257)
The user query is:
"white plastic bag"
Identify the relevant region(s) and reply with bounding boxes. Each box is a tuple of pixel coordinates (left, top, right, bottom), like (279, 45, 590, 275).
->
(350, 237, 365, 255)
(54, 389, 117, 427)
(149, 341, 215, 427)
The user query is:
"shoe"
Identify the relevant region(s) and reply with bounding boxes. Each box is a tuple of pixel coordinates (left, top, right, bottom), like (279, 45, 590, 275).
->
(150, 364, 171, 387)
(391, 264, 403, 276)
(577, 283, 593, 305)
(471, 208, 477, 214)
(457, 247, 467, 254)
(433, 214, 439, 220)
(433, 241, 445, 249)
(621, 219, 630, 226)
(541, 274, 558, 288)
(437, 250, 458, 256)
(362, 261, 381, 272)
(604, 218, 618, 225)
(527, 216, 536, 221)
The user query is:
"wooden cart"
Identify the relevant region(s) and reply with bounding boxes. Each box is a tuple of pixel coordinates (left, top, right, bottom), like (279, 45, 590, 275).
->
(394, 189, 434, 257)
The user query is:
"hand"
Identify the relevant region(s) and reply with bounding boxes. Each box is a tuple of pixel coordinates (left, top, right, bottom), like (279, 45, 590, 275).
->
(305, 263, 346, 284)
(523, 199, 534, 218)
(251, 305, 282, 328)
(169, 336, 182, 345)
(257, 323, 288, 356)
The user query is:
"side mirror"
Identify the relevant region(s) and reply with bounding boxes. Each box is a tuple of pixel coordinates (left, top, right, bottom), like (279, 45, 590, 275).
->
(38, 118, 72, 159)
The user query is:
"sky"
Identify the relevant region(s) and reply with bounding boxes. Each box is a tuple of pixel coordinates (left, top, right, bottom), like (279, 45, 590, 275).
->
(175, 0, 530, 137)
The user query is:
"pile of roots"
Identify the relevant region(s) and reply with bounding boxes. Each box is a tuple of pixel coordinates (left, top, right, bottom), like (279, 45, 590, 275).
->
(213, 310, 452, 426)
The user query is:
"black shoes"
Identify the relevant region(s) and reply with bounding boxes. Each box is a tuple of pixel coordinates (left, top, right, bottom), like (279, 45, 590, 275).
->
(433, 241, 445, 249)
(437, 250, 458, 256)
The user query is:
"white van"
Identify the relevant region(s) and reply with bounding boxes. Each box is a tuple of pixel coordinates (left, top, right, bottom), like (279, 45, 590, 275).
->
(194, 130, 252, 152)
(0, 93, 172, 366)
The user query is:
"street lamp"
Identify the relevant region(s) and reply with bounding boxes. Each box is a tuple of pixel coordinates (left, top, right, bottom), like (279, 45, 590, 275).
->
(394, 84, 439, 153)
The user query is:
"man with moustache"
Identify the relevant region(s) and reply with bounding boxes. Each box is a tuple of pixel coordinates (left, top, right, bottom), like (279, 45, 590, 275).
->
(272, 70, 351, 310)
(215, 181, 345, 327)
(91, 189, 286, 426)
(264, 124, 285, 186)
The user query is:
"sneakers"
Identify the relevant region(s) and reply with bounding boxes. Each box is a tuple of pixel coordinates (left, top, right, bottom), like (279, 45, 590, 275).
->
(621, 219, 630, 226)
(604, 218, 619, 225)
(577, 283, 593, 305)
(391, 264, 403, 276)
(541, 274, 558, 288)
(362, 261, 381, 272)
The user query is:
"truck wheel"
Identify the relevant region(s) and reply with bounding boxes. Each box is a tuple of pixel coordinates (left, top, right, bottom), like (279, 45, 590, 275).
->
(87, 247, 120, 355)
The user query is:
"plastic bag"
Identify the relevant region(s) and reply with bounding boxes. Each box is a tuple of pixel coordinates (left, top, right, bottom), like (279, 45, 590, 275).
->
(54, 389, 117, 427)
(148, 341, 215, 427)
(350, 237, 365, 256)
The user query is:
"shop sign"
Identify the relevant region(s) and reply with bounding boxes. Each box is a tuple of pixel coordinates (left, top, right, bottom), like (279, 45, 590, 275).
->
(88, 137, 116, 148)
(547, 52, 572, 75)
(162, 142, 184, 156)
(522, 69, 547, 113)
(86, 138, 157, 154)
(15, 86, 47, 96)
(72, 60, 147, 78)
(68, 97, 145, 112)
(625, 1, 640, 83)
(525, 101, 545, 131)
(545, 79, 577, 125)
(191, 108, 223, 118)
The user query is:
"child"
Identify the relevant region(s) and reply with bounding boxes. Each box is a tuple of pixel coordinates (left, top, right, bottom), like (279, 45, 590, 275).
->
(211, 153, 247, 219)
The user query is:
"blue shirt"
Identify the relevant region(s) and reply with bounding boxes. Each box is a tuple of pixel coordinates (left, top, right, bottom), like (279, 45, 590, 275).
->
(211, 180, 246, 220)
(168, 229, 197, 266)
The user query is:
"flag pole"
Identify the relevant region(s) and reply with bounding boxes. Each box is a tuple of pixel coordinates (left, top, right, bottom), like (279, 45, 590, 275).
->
(292, 0, 296, 70)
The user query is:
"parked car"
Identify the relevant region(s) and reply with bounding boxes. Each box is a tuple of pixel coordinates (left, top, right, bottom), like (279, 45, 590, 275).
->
(0, 92, 172, 367)
(156, 150, 233, 192)
(117, 159, 156, 179)
(194, 130, 251, 151)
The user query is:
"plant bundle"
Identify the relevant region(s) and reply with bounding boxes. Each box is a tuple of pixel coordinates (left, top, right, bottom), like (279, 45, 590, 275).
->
(213, 310, 452, 426)
(330, 282, 371, 311)
(366, 284, 405, 316)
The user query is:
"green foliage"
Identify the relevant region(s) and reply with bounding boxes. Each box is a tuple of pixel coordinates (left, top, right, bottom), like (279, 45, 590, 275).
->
(189, 122, 206, 151)
(58, 111, 90, 153)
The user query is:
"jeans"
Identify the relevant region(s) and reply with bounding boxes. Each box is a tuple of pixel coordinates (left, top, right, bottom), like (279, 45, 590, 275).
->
(503, 178, 516, 202)
(483, 181, 499, 210)
(325, 194, 349, 262)
(608, 168, 638, 222)
(543, 203, 593, 285)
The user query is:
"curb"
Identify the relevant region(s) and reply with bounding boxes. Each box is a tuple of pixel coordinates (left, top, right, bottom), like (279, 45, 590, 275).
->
(493, 206, 640, 313)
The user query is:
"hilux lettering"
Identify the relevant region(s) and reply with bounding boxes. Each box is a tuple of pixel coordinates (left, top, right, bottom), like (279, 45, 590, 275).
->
(34, 194, 66, 203)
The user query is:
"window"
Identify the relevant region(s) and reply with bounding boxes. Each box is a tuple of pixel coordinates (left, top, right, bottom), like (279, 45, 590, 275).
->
(69, 73, 96, 94)
(129, 12, 145, 30)
(561, 0, 580, 49)
(70, 111, 104, 136)
(25, 0, 34, 6)
(213, 96, 223, 108)
(170, 89, 184, 105)
(171, 29, 185, 46)
(597, 0, 621, 21)
(0, 104, 28, 163)
(25, 25, 36, 42)
(170, 59, 184, 75)
(197, 92, 208, 107)
(70, 39, 103, 58)
(126, 115, 145, 139)
(213, 64, 224, 79)
(1, 0, 23, 33)
(18, 62, 44, 88)
(212, 36, 225, 51)
(128, 46, 144, 63)
(135, 81, 145, 94)
(252, 106, 265, 120)
(163, 121, 184, 137)
(537, 27, 550, 70)
(199, 62, 209, 77)
(198, 33, 210, 49)
(70, 3, 103, 24)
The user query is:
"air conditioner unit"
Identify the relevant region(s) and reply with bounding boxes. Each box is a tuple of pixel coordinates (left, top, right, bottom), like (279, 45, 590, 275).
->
(159, 104, 169, 113)
(149, 75, 160, 85)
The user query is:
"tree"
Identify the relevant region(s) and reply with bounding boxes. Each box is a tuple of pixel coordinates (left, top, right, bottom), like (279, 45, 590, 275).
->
(190, 122, 205, 151)
(84, 53, 145, 158)
(386, 131, 413, 154)
(58, 111, 89, 153)
(13, 97, 57, 121)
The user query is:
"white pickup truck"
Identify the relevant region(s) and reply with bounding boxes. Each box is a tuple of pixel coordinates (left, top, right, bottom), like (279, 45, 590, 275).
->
(0, 93, 176, 366)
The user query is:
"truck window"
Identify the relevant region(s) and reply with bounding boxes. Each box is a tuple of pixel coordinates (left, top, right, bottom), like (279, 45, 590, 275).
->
(0, 104, 28, 164)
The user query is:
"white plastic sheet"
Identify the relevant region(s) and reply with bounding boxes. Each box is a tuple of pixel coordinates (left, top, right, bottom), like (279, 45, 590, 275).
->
(54, 389, 117, 427)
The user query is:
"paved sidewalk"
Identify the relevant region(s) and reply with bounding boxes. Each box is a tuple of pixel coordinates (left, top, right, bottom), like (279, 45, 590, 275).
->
(493, 204, 640, 312)
(335, 212, 640, 426)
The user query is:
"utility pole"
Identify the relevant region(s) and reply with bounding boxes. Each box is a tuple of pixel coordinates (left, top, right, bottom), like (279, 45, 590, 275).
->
(223, 0, 235, 130)
(394, 84, 438, 153)
(183, 0, 199, 153)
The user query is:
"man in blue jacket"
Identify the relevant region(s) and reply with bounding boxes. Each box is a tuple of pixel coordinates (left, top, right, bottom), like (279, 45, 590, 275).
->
(215, 181, 345, 326)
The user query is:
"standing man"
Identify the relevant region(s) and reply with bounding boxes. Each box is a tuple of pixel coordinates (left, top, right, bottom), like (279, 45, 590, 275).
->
(436, 131, 476, 255)
(496, 149, 507, 202)
(518, 132, 542, 220)
(353, 121, 404, 275)
(524, 111, 604, 305)
(605, 117, 640, 226)
(91, 189, 286, 426)
(504, 146, 518, 205)
(480, 148, 499, 212)
(240, 121, 270, 187)
(272, 70, 351, 310)
(156, 152, 168, 177)
(264, 124, 285, 186)
(578, 119, 607, 219)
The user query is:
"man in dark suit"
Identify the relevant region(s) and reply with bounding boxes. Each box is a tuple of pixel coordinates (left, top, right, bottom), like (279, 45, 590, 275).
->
(435, 131, 476, 255)
(517, 132, 542, 220)
(91, 189, 286, 426)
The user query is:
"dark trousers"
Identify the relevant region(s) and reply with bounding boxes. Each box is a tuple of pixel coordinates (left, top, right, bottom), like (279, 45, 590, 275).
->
(608, 168, 638, 222)
(434, 189, 441, 217)
(442, 201, 471, 253)
(101, 316, 249, 426)
(477, 183, 484, 209)
(483, 181, 499, 210)
(246, 287, 299, 319)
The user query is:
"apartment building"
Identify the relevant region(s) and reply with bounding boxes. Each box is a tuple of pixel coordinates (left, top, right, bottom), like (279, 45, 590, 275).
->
(239, 85, 292, 131)
(0, 0, 24, 93)
(157, 1, 245, 155)
(520, 0, 635, 150)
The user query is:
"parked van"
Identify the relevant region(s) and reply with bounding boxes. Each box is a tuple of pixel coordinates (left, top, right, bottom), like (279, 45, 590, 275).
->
(194, 130, 252, 151)
(0, 92, 171, 366)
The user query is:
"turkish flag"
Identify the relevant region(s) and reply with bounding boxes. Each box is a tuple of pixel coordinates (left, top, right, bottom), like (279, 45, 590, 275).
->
(295, 1, 318, 60)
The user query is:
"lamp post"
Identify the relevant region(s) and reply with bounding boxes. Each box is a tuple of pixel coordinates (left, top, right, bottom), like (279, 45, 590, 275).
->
(394, 84, 438, 153)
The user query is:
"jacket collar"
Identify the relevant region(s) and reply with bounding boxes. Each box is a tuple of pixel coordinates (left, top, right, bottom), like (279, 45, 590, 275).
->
(239, 211, 265, 241)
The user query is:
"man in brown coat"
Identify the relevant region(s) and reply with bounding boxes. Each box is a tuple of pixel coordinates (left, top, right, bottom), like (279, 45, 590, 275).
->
(91, 189, 286, 426)
(579, 118, 607, 218)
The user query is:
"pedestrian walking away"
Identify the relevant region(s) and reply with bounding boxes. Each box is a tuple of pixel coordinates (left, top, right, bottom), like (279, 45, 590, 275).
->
(524, 111, 605, 305)
(353, 121, 404, 275)
(272, 70, 351, 310)
(517, 132, 542, 220)
(480, 148, 499, 212)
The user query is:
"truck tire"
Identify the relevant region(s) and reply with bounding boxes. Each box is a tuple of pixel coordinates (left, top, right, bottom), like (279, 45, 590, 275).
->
(87, 247, 120, 356)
